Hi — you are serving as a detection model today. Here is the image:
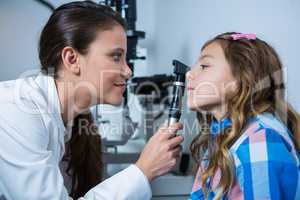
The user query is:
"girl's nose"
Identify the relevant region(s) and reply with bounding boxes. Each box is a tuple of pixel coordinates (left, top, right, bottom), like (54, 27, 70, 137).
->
(186, 70, 195, 81)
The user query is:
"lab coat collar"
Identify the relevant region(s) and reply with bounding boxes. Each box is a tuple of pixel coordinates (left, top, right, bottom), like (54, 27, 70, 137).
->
(33, 73, 73, 143)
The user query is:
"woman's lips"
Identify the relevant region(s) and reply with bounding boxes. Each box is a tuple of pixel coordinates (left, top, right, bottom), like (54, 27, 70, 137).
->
(114, 83, 125, 86)
(114, 81, 126, 86)
(187, 87, 194, 91)
(114, 82, 126, 91)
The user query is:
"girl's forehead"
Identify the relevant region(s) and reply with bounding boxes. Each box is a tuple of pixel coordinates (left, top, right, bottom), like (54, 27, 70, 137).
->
(201, 42, 225, 60)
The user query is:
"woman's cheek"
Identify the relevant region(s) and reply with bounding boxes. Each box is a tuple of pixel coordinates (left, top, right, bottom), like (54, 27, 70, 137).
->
(102, 74, 117, 93)
(102, 73, 124, 103)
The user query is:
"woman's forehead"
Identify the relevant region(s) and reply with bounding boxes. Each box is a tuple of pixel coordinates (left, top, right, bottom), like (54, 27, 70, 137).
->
(91, 25, 127, 49)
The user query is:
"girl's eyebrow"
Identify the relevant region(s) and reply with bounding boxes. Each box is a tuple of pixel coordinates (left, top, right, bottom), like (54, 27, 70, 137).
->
(200, 54, 214, 60)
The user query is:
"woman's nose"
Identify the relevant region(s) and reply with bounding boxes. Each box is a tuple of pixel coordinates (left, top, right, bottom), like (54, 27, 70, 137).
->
(121, 63, 133, 80)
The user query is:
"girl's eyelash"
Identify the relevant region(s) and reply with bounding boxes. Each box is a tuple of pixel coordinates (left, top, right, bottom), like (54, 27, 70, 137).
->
(200, 64, 209, 68)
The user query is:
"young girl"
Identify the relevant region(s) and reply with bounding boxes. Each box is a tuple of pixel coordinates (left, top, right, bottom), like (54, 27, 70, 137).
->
(187, 32, 300, 200)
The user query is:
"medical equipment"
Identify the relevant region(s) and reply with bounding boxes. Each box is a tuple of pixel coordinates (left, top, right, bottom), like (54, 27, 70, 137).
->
(168, 60, 190, 126)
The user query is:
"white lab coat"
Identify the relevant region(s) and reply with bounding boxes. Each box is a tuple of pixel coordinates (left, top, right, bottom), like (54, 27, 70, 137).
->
(0, 73, 151, 200)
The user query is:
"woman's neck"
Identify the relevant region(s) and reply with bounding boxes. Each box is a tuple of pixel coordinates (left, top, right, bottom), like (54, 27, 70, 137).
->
(54, 79, 91, 126)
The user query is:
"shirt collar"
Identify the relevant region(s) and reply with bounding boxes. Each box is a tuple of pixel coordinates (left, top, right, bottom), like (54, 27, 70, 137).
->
(210, 117, 232, 136)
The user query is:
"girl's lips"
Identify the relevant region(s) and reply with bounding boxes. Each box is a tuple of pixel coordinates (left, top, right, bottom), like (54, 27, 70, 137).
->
(187, 87, 194, 91)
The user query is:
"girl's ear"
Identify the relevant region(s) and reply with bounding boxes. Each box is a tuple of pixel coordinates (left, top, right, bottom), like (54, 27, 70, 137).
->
(61, 46, 81, 75)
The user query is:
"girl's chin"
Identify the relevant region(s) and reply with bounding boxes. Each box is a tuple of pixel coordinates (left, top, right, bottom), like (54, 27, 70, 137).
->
(188, 101, 211, 112)
(187, 102, 199, 111)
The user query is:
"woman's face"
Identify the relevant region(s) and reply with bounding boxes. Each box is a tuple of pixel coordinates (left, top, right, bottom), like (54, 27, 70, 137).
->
(78, 25, 132, 107)
(186, 41, 237, 113)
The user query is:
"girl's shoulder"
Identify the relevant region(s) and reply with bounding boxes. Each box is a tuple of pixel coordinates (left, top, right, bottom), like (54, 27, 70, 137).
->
(230, 112, 300, 166)
(228, 113, 300, 200)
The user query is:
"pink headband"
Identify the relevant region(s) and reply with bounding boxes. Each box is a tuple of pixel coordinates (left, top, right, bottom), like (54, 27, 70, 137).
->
(231, 33, 256, 40)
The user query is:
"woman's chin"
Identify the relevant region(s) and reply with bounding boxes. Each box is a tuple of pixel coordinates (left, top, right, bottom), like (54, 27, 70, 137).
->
(104, 96, 123, 106)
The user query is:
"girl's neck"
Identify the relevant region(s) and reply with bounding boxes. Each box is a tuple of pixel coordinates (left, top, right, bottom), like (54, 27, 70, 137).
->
(210, 103, 228, 122)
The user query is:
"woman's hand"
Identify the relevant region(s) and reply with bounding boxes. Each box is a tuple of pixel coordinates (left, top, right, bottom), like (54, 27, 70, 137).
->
(135, 122, 184, 182)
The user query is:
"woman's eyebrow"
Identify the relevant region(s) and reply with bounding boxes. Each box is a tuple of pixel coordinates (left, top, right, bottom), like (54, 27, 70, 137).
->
(111, 47, 125, 53)
(106, 47, 125, 56)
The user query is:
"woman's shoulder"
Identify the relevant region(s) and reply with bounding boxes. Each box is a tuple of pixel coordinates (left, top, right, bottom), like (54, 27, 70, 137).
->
(0, 74, 62, 150)
(0, 73, 60, 120)
(0, 74, 42, 103)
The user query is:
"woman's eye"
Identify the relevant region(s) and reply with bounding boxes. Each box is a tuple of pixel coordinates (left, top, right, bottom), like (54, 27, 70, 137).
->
(112, 53, 122, 62)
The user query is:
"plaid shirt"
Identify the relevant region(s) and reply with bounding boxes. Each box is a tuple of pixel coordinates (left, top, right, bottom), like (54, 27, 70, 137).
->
(190, 113, 300, 200)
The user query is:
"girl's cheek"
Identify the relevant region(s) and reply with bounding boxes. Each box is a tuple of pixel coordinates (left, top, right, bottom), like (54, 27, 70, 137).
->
(224, 80, 238, 98)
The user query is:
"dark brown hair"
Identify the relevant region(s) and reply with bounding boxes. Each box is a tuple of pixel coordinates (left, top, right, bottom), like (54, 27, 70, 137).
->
(190, 32, 300, 199)
(38, 1, 125, 198)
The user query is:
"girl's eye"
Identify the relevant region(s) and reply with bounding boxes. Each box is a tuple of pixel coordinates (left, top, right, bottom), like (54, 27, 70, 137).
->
(200, 64, 209, 70)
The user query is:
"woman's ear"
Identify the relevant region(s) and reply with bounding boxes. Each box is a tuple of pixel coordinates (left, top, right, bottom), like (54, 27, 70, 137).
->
(61, 46, 81, 75)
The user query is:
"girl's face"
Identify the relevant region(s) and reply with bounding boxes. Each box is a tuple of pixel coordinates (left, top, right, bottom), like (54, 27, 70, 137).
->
(78, 25, 132, 107)
(186, 41, 237, 114)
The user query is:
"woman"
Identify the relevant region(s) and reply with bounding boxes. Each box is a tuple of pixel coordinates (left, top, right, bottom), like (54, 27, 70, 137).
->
(0, 1, 184, 200)
(187, 32, 300, 199)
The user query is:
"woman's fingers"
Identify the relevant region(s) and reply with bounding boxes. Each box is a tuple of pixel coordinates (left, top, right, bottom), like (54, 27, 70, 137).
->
(166, 146, 182, 168)
(158, 122, 183, 133)
(135, 122, 184, 182)
(171, 145, 182, 158)
(167, 135, 184, 149)
(157, 122, 183, 139)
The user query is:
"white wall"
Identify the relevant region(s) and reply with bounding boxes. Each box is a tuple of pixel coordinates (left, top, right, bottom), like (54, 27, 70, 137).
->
(148, 0, 300, 112)
(0, 0, 299, 110)
(0, 0, 75, 80)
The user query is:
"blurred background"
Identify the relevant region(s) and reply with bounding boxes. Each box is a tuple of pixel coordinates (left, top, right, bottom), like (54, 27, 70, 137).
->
(0, 0, 299, 199)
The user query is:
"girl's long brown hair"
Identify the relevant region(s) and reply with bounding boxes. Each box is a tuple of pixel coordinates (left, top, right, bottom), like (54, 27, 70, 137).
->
(38, 1, 125, 198)
(190, 32, 300, 199)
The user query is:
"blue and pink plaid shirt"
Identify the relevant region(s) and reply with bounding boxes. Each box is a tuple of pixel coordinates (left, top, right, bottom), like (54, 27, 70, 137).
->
(190, 113, 300, 200)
